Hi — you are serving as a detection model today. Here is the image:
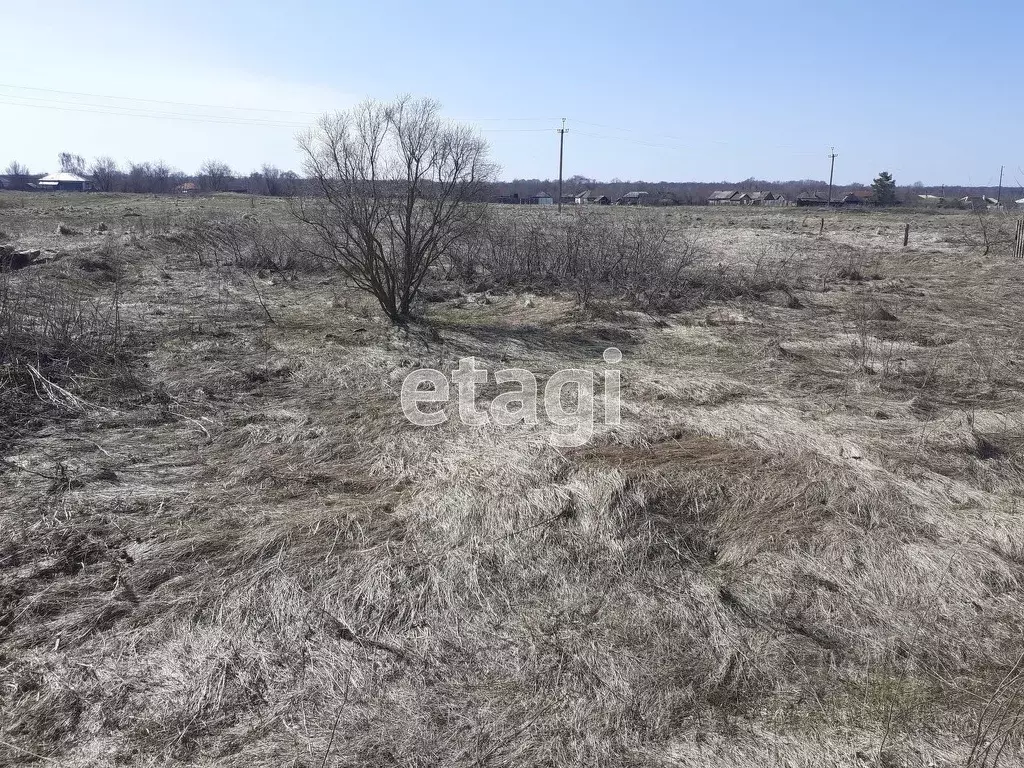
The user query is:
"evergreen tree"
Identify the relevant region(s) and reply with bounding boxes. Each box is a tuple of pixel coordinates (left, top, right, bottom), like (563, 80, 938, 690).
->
(871, 171, 898, 206)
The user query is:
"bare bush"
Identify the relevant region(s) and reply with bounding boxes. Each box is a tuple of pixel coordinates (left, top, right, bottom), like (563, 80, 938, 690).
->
(296, 96, 496, 323)
(460, 208, 703, 311)
(176, 214, 312, 273)
(0, 273, 130, 420)
(955, 209, 1020, 256)
(684, 247, 808, 307)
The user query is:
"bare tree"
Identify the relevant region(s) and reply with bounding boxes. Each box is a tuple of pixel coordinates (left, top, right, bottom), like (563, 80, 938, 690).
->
(89, 156, 120, 192)
(122, 160, 177, 193)
(296, 95, 495, 323)
(3, 161, 31, 190)
(151, 161, 173, 194)
(198, 159, 232, 192)
(58, 152, 86, 175)
(259, 164, 283, 196)
(279, 170, 300, 196)
(125, 161, 151, 193)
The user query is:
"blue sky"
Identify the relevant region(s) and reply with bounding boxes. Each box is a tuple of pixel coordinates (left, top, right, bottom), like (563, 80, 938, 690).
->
(3, 1, 1022, 186)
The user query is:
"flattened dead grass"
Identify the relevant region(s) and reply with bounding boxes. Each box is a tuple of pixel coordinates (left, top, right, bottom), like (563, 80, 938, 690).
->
(4, 198, 1024, 766)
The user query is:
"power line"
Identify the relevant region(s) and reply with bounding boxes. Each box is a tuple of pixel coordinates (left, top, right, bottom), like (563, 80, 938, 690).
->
(573, 130, 684, 152)
(574, 118, 823, 155)
(0, 97, 309, 128)
(0, 81, 849, 167)
(0, 82, 563, 127)
(0, 96, 575, 137)
(0, 93, 310, 127)
(0, 82, 323, 116)
(478, 128, 557, 133)
(0, 84, 567, 134)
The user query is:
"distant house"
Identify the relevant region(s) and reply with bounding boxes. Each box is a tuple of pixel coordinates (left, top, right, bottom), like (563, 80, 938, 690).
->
(0, 174, 39, 191)
(495, 192, 522, 204)
(36, 172, 93, 192)
(531, 192, 554, 205)
(708, 190, 786, 206)
(572, 190, 612, 205)
(176, 182, 199, 195)
(796, 191, 828, 207)
(616, 191, 649, 206)
(842, 191, 873, 205)
(750, 191, 787, 206)
(707, 190, 737, 205)
(959, 195, 999, 210)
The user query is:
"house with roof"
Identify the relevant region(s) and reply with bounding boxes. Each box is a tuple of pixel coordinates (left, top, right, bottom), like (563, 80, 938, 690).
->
(842, 190, 873, 205)
(616, 191, 649, 206)
(959, 195, 999, 210)
(750, 191, 787, 206)
(796, 191, 829, 207)
(529, 192, 553, 205)
(36, 172, 93, 192)
(707, 190, 738, 205)
(566, 190, 612, 205)
(708, 190, 787, 206)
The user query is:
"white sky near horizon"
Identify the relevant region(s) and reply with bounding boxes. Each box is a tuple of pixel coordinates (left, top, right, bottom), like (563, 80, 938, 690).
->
(2, 0, 1023, 188)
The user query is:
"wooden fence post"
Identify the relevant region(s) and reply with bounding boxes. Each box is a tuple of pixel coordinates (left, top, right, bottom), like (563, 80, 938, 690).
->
(1015, 219, 1024, 259)
(903, 223, 910, 247)
(819, 217, 824, 235)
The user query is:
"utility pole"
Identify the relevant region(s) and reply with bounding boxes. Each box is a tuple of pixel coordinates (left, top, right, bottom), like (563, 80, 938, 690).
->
(557, 118, 567, 214)
(997, 165, 1004, 205)
(827, 147, 838, 205)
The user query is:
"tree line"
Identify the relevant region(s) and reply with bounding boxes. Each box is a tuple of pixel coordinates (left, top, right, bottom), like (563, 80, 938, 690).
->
(1, 153, 1013, 206)
(490, 175, 1010, 207)
(1, 154, 302, 195)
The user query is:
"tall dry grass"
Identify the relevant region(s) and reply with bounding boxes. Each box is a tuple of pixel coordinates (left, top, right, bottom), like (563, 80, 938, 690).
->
(3, 201, 1024, 767)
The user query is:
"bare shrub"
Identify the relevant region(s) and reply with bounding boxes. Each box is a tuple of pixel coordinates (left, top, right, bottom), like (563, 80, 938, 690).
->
(462, 208, 702, 311)
(296, 96, 496, 323)
(0, 273, 131, 423)
(176, 215, 313, 273)
(132, 212, 175, 237)
(680, 246, 808, 309)
(955, 209, 1019, 256)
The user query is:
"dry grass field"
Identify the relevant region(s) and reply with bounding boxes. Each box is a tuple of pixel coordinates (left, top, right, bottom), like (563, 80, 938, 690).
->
(3, 192, 1024, 767)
